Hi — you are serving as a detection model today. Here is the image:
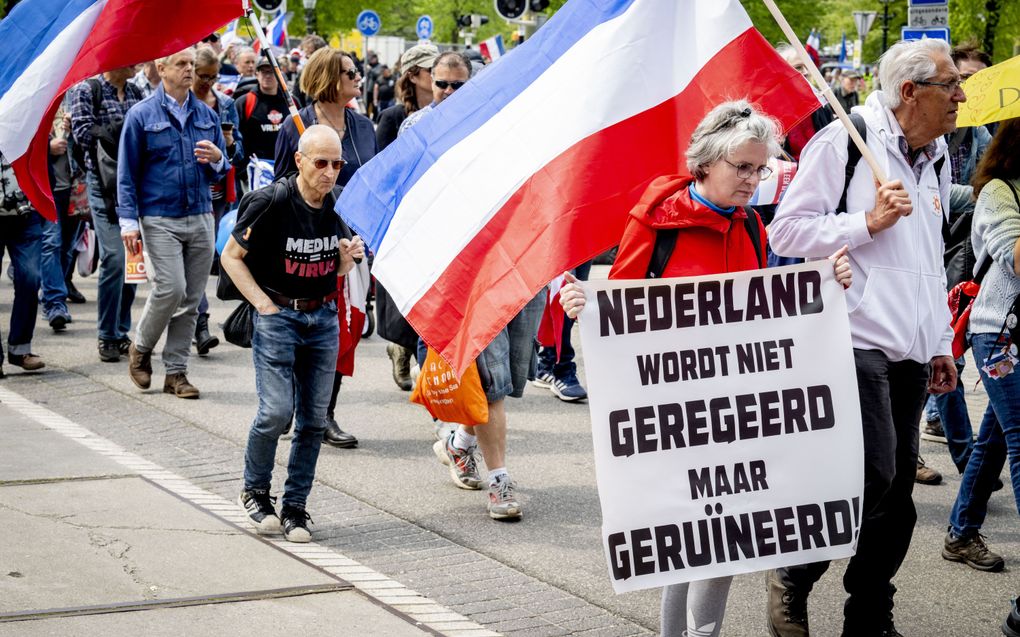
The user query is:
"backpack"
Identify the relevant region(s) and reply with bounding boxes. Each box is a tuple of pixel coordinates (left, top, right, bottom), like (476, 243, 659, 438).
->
(646, 208, 765, 279)
(81, 78, 140, 211)
(217, 180, 290, 301)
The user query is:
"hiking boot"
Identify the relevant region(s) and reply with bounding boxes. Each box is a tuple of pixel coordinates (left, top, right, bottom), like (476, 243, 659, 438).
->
(194, 312, 220, 356)
(128, 344, 152, 389)
(116, 337, 132, 357)
(551, 371, 588, 402)
(8, 353, 45, 371)
(921, 418, 948, 443)
(766, 569, 809, 637)
(488, 475, 521, 520)
(942, 531, 1005, 572)
(915, 455, 942, 485)
(163, 373, 200, 399)
(386, 343, 413, 391)
(281, 505, 313, 543)
(1003, 596, 1020, 637)
(432, 432, 482, 490)
(238, 488, 281, 535)
(323, 416, 358, 448)
(65, 280, 86, 304)
(99, 339, 121, 362)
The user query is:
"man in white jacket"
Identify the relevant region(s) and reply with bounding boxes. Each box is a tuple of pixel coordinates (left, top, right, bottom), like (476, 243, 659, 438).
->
(766, 38, 963, 637)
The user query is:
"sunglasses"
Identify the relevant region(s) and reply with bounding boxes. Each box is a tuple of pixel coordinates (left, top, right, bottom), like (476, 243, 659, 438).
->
(311, 158, 345, 170)
(434, 80, 465, 91)
(196, 73, 219, 83)
(342, 68, 358, 80)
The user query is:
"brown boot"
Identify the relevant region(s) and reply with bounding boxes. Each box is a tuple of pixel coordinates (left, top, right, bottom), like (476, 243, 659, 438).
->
(767, 569, 809, 637)
(915, 455, 942, 485)
(128, 344, 152, 389)
(163, 373, 200, 399)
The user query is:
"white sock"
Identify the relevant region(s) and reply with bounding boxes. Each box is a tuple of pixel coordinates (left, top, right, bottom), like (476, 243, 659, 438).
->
(453, 428, 477, 451)
(488, 468, 508, 485)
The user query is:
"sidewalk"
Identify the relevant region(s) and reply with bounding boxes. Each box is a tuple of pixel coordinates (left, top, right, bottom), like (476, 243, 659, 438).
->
(0, 393, 489, 637)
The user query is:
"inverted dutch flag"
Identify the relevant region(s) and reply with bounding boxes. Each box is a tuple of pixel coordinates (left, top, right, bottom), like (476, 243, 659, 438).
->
(748, 157, 798, 207)
(254, 11, 290, 54)
(0, 0, 242, 221)
(337, 0, 820, 376)
(804, 28, 821, 67)
(479, 34, 506, 62)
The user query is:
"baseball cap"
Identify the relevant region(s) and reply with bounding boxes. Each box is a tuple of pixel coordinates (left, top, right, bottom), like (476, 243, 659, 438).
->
(400, 44, 439, 70)
(256, 58, 273, 70)
(844, 70, 862, 79)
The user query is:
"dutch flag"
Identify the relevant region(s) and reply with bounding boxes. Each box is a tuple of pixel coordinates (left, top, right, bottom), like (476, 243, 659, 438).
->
(336, 0, 821, 375)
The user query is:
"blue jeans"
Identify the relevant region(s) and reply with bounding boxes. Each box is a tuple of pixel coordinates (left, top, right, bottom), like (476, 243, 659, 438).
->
(934, 358, 974, 473)
(88, 173, 135, 342)
(39, 188, 70, 314)
(949, 333, 1020, 537)
(0, 213, 43, 361)
(537, 260, 592, 378)
(243, 302, 339, 509)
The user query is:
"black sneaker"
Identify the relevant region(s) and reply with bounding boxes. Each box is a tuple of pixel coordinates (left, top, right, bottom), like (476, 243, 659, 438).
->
(98, 340, 121, 363)
(65, 280, 86, 304)
(1003, 596, 1020, 637)
(942, 530, 1005, 572)
(238, 488, 281, 535)
(116, 337, 132, 357)
(280, 505, 313, 543)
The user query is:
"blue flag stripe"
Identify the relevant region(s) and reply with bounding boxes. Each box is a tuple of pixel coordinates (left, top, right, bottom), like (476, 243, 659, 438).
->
(0, 0, 103, 98)
(338, 0, 637, 251)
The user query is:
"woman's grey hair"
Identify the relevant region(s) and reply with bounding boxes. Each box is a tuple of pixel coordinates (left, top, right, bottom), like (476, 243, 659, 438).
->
(879, 38, 951, 109)
(685, 100, 782, 180)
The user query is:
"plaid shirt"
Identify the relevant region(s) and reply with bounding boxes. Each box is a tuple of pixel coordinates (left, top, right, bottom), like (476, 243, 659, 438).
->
(69, 76, 142, 173)
(896, 134, 938, 183)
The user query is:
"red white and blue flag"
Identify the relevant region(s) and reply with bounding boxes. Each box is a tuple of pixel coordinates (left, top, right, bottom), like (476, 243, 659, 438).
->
(254, 11, 290, 54)
(479, 35, 506, 62)
(336, 0, 820, 376)
(804, 28, 821, 67)
(0, 0, 242, 221)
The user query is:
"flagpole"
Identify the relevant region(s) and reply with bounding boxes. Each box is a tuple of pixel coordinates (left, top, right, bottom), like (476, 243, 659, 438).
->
(246, 8, 305, 135)
(760, 0, 887, 183)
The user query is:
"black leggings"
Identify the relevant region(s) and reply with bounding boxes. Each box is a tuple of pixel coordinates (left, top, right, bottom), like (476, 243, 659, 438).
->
(326, 372, 343, 419)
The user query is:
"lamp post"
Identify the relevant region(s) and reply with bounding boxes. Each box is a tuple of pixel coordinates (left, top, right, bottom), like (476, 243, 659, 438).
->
(879, 0, 893, 54)
(302, 0, 317, 35)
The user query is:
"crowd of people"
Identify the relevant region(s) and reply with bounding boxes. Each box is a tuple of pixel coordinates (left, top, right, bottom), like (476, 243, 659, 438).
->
(0, 23, 1017, 637)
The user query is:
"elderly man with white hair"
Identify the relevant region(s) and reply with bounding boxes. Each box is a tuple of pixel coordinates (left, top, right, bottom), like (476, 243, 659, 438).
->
(766, 38, 965, 637)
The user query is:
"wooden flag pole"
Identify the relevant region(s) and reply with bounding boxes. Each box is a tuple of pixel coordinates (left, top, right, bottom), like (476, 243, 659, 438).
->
(761, 0, 887, 183)
(246, 8, 305, 135)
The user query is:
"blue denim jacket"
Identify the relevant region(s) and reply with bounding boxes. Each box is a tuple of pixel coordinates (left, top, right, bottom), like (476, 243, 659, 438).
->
(116, 84, 227, 222)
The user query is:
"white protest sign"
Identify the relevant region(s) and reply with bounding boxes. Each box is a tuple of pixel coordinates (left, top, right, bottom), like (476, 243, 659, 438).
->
(578, 261, 864, 593)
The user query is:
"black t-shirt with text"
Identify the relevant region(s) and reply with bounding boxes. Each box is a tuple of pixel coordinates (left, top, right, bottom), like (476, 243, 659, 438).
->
(236, 89, 290, 161)
(232, 176, 340, 300)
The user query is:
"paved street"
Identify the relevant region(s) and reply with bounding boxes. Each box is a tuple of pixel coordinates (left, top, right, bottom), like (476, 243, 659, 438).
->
(1, 270, 1017, 636)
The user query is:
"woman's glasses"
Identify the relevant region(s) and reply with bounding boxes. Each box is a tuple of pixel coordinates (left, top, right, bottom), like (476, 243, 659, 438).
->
(724, 159, 773, 181)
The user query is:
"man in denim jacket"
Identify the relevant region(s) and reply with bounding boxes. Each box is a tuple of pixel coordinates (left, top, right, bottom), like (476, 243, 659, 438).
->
(117, 48, 227, 398)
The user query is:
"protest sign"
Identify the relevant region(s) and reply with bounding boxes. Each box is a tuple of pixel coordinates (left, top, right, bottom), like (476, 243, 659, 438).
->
(577, 261, 863, 593)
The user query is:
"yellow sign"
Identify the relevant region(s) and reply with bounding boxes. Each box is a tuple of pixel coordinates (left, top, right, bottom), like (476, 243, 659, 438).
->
(958, 55, 1020, 127)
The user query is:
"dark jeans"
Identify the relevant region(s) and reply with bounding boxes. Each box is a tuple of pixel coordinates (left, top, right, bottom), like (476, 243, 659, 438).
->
(243, 302, 338, 509)
(949, 333, 1020, 536)
(537, 260, 592, 377)
(0, 213, 44, 362)
(935, 358, 974, 472)
(776, 348, 929, 632)
(88, 173, 135, 342)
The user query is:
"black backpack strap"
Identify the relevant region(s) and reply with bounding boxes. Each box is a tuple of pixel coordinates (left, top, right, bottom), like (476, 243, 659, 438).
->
(645, 228, 679, 279)
(742, 207, 765, 268)
(837, 112, 868, 214)
(87, 78, 103, 117)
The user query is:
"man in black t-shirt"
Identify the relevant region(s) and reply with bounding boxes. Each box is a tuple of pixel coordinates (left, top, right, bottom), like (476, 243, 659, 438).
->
(221, 125, 364, 543)
(236, 59, 290, 167)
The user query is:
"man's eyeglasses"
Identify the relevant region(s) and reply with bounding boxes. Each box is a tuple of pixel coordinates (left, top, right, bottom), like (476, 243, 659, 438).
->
(434, 80, 465, 91)
(724, 159, 772, 181)
(342, 68, 358, 80)
(311, 158, 345, 170)
(915, 78, 963, 93)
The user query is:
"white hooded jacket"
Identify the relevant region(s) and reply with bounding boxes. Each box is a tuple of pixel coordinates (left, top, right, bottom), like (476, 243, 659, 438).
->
(770, 91, 953, 364)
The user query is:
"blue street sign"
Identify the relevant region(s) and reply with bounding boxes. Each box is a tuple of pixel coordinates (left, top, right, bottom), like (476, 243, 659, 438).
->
(901, 27, 950, 43)
(416, 15, 434, 40)
(908, 0, 948, 5)
(357, 10, 381, 37)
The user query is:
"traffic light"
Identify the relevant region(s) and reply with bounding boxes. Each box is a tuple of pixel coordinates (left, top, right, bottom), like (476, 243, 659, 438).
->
(458, 14, 490, 28)
(529, 0, 549, 11)
(494, 0, 526, 20)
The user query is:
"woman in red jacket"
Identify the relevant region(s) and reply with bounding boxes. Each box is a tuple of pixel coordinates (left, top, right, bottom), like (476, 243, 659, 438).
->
(560, 100, 852, 637)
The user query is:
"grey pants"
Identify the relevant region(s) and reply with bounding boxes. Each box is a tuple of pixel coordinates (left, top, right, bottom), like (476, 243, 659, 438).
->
(135, 214, 214, 375)
(661, 576, 732, 637)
